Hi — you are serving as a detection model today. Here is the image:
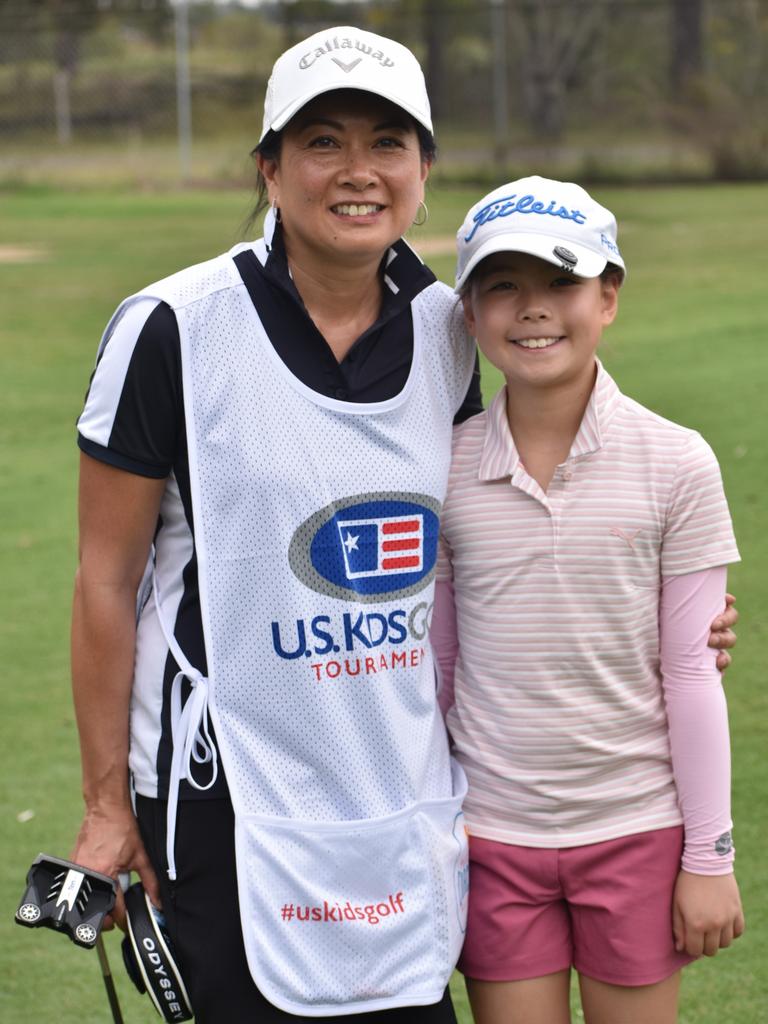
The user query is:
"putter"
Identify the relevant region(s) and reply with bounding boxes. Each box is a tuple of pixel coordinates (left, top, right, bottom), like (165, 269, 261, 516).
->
(15, 853, 124, 1023)
(97, 934, 125, 1024)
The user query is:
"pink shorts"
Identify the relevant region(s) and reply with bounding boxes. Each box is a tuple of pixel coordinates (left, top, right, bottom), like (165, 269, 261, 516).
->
(459, 826, 695, 987)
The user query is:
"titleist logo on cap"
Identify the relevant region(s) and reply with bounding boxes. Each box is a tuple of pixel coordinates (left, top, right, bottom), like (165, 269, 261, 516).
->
(299, 35, 396, 70)
(464, 193, 588, 244)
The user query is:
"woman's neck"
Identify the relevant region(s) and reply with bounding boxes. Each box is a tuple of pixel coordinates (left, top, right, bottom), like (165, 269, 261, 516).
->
(287, 252, 384, 363)
(505, 362, 597, 493)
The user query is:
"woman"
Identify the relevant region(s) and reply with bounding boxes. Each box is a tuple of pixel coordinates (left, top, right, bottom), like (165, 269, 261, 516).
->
(70, 25, 737, 1024)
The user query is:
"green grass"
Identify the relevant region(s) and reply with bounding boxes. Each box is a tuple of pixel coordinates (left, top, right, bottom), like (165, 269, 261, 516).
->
(1, 184, 766, 1023)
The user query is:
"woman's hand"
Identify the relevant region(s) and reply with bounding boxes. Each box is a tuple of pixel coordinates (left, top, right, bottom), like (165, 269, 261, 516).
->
(672, 870, 745, 957)
(709, 593, 738, 672)
(71, 803, 161, 930)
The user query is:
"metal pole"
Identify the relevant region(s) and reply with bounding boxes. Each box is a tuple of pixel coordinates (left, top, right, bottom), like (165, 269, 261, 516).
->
(53, 69, 72, 144)
(174, 0, 192, 183)
(490, 0, 509, 170)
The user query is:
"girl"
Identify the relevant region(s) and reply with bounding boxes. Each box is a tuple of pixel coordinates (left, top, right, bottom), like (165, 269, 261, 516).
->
(433, 176, 744, 1024)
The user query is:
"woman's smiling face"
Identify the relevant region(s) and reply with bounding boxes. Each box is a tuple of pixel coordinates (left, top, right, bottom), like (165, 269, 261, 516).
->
(258, 90, 430, 271)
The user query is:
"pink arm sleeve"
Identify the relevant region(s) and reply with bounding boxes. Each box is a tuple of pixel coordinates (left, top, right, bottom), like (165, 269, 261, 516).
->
(660, 566, 735, 874)
(432, 580, 459, 720)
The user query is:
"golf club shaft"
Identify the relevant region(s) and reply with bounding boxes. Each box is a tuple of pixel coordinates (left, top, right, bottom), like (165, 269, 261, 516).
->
(96, 936, 125, 1024)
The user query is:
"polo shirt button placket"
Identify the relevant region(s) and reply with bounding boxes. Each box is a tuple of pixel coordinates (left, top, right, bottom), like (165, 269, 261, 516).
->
(548, 508, 558, 564)
(548, 468, 569, 561)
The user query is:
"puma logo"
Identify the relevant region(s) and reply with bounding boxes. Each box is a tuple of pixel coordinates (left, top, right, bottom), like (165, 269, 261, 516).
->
(610, 526, 643, 551)
(332, 57, 363, 73)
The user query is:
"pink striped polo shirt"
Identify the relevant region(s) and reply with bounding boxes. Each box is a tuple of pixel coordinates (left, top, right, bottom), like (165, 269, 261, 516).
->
(436, 361, 740, 848)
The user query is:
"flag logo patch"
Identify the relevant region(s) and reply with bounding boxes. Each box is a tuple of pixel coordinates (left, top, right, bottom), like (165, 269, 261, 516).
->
(337, 514, 424, 579)
(289, 493, 441, 602)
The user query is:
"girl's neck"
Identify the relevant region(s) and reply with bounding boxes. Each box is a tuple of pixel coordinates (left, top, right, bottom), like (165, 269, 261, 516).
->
(505, 361, 598, 492)
(287, 252, 384, 363)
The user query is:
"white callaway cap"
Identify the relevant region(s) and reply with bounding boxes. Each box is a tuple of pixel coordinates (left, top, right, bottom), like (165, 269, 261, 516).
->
(260, 26, 433, 143)
(455, 175, 625, 291)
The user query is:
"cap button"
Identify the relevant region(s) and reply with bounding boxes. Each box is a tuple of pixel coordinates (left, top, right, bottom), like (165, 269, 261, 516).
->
(553, 246, 578, 270)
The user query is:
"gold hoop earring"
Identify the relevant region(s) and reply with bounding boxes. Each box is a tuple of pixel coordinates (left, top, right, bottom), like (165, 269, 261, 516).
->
(272, 199, 281, 224)
(413, 200, 428, 227)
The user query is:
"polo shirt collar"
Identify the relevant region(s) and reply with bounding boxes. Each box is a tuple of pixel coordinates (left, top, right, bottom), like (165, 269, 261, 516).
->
(479, 388, 520, 481)
(478, 360, 623, 482)
(262, 222, 435, 315)
(571, 360, 622, 456)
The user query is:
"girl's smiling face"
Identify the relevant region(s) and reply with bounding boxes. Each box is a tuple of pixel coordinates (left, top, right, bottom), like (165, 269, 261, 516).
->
(462, 251, 620, 392)
(258, 90, 430, 272)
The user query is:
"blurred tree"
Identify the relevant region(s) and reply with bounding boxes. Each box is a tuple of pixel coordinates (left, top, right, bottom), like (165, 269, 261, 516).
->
(508, 0, 606, 140)
(370, 0, 473, 124)
(670, 0, 703, 90)
(670, 0, 768, 178)
(422, 0, 447, 121)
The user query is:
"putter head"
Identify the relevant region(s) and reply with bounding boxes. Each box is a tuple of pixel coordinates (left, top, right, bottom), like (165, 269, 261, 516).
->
(15, 853, 117, 948)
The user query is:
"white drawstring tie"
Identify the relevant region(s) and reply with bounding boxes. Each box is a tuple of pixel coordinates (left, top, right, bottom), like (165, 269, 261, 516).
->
(165, 668, 218, 880)
(151, 558, 218, 881)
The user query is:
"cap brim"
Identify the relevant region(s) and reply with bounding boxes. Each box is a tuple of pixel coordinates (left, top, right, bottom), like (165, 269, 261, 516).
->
(262, 82, 433, 143)
(455, 232, 609, 292)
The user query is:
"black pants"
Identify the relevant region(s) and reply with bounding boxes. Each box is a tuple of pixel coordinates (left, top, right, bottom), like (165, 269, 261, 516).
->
(136, 795, 458, 1023)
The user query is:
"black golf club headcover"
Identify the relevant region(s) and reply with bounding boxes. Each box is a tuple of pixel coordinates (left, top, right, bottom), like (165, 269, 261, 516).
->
(122, 882, 193, 1022)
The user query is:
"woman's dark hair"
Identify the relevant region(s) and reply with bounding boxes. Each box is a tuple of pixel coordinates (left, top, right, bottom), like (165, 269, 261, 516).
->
(242, 118, 437, 238)
(248, 129, 281, 223)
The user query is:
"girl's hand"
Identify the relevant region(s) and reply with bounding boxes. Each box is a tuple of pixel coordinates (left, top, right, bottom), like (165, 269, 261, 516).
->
(708, 593, 738, 672)
(71, 804, 161, 930)
(672, 870, 745, 957)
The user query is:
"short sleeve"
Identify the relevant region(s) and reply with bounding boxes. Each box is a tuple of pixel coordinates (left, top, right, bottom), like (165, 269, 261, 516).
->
(454, 351, 483, 424)
(661, 432, 740, 577)
(450, 303, 478, 419)
(77, 298, 182, 479)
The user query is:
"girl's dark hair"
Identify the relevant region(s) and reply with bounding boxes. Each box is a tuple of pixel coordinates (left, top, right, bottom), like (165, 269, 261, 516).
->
(242, 119, 437, 238)
(458, 259, 625, 298)
(601, 262, 625, 282)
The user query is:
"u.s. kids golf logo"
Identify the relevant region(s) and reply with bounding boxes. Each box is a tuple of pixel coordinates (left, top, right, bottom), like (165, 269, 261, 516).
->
(278, 493, 441, 682)
(289, 491, 441, 602)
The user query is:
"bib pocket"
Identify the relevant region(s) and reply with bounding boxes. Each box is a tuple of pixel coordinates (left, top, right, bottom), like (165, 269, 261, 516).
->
(234, 763, 468, 1016)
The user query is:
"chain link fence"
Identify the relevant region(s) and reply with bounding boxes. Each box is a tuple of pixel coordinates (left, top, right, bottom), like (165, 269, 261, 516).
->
(1, 0, 767, 186)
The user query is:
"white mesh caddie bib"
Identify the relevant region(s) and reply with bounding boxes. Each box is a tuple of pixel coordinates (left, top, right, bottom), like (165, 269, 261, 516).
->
(110, 242, 475, 1015)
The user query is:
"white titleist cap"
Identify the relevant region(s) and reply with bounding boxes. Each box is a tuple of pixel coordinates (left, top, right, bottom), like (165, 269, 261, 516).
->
(260, 26, 432, 143)
(455, 175, 625, 291)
